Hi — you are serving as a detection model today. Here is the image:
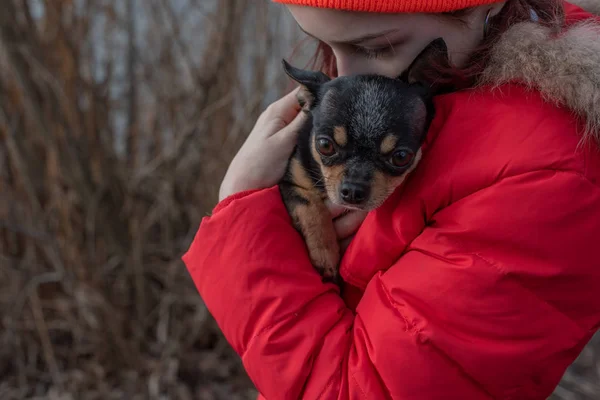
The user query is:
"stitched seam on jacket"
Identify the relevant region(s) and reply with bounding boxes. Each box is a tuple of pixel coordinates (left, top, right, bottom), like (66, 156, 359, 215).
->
(350, 373, 368, 400)
(242, 293, 350, 399)
(310, 315, 392, 400)
(377, 277, 496, 399)
(470, 252, 588, 333)
(289, 309, 352, 400)
(312, 316, 355, 400)
(469, 252, 587, 397)
(312, 313, 351, 400)
(240, 288, 340, 356)
(436, 169, 599, 216)
(352, 314, 393, 400)
(317, 364, 342, 400)
(351, 314, 394, 400)
(427, 167, 598, 334)
(378, 278, 422, 336)
(315, 363, 342, 400)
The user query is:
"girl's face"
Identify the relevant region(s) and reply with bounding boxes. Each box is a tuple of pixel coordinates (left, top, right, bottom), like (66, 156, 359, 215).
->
(287, 4, 506, 77)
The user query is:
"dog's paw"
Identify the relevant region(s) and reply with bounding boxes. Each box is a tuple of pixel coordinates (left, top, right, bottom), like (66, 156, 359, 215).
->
(318, 266, 342, 287)
(310, 245, 340, 280)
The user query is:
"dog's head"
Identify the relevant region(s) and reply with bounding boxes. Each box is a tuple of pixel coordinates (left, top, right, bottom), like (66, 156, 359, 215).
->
(283, 38, 450, 211)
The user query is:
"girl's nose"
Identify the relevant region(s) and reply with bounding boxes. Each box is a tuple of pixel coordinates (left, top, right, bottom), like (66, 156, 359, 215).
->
(335, 54, 405, 78)
(335, 54, 378, 77)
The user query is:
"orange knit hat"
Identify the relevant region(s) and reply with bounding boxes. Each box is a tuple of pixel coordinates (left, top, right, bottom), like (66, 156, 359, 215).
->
(272, 0, 499, 13)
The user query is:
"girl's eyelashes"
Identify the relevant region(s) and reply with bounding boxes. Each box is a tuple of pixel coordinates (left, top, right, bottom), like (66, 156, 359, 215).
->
(352, 44, 397, 59)
(352, 45, 393, 59)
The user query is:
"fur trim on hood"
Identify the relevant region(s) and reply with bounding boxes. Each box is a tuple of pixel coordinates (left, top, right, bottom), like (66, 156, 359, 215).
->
(480, 2, 600, 144)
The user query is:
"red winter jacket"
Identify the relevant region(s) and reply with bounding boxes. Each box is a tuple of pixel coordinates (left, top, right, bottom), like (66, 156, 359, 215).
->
(183, 4, 600, 399)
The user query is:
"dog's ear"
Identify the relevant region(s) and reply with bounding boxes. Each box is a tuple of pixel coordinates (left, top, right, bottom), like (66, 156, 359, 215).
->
(282, 59, 331, 109)
(399, 38, 453, 95)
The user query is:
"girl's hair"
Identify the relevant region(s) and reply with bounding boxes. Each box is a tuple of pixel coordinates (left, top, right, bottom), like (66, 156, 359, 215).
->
(305, 0, 565, 89)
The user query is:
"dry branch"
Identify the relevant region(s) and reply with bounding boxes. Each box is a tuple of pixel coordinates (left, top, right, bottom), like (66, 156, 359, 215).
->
(0, 1, 301, 398)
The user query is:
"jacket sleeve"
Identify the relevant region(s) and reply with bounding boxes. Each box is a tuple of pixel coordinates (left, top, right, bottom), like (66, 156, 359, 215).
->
(182, 171, 600, 400)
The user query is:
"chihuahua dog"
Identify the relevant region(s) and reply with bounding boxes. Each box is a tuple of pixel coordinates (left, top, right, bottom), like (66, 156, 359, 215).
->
(279, 38, 451, 285)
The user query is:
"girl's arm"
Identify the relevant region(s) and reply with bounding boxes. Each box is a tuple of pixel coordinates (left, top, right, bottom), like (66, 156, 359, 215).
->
(183, 167, 600, 399)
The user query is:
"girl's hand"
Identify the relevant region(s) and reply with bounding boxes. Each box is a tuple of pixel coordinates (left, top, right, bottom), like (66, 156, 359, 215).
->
(219, 88, 306, 202)
(218, 87, 367, 253)
(326, 199, 368, 253)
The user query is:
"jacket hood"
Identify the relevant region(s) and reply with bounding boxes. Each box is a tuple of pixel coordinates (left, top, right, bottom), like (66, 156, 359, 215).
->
(480, 1, 600, 145)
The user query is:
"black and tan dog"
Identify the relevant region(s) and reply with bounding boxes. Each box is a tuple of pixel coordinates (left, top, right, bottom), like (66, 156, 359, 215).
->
(279, 38, 450, 285)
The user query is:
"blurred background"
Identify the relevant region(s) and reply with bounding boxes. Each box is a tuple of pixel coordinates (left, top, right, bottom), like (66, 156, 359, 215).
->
(0, 1, 598, 399)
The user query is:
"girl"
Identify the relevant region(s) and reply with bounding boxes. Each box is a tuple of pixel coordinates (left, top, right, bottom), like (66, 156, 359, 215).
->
(184, 1, 600, 398)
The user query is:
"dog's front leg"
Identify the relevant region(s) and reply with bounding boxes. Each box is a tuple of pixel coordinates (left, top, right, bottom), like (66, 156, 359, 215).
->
(279, 181, 341, 285)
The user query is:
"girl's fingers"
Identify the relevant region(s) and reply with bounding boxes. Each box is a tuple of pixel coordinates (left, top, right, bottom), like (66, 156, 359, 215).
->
(333, 209, 368, 240)
(325, 198, 350, 219)
(271, 107, 307, 146)
(339, 236, 354, 253)
(265, 87, 303, 134)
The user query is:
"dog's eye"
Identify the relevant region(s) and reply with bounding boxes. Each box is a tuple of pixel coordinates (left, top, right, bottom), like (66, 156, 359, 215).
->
(317, 138, 336, 157)
(390, 150, 414, 168)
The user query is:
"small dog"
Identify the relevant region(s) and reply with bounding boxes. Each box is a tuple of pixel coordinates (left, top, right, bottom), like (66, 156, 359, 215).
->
(279, 38, 450, 285)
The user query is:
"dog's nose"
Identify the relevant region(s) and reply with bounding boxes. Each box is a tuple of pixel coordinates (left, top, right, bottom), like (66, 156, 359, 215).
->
(340, 182, 369, 204)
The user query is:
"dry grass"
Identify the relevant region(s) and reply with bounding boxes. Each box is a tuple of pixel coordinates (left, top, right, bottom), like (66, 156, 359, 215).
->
(0, 1, 598, 399)
(0, 1, 311, 398)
